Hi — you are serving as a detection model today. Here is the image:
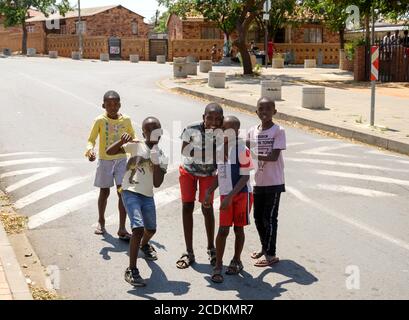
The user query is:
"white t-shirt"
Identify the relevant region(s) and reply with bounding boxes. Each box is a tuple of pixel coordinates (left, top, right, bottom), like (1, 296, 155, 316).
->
(122, 142, 168, 197)
(247, 124, 286, 187)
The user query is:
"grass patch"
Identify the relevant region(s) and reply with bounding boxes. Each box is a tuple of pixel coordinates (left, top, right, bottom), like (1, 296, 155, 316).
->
(0, 212, 28, 234)
(29, 285, 63, 300)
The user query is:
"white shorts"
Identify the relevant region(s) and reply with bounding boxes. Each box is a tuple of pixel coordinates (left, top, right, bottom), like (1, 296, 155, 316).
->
(94, 158, 127, 189)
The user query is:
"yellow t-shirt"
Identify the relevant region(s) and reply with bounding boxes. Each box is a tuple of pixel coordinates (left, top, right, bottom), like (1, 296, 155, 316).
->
(86, 114, 136, 160)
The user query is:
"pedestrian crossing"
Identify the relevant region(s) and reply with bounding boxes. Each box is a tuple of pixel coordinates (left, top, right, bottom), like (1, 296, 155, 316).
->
(0, 138, 408, 236)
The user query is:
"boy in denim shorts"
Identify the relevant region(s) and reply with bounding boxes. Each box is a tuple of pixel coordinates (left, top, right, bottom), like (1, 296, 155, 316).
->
(107, 117, 167, 287)
(85, 90, 135, 240)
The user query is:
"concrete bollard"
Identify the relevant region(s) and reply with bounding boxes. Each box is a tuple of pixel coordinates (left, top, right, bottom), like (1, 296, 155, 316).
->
(199, 60, 213, 73)
(186, 55, 198, 63)
(261, 80, 282, 101)
(71, 51, 81, 60)
(272, 58, 284, 69)
(173, 61, 188, 78)
(3, 48, 11, 56)
(302, 86, 325, 110)
(208, 71, 226, 88)
(304, 59, 317, 68)
(100, 53, 109, 62)
(186, 62, 198, 76)
(130, 54, 140, 63)
(173, 57, 187, 64)
(49, 51, 58, 59)
(157, 55, 166, 64)
(27, 48, 36, 57)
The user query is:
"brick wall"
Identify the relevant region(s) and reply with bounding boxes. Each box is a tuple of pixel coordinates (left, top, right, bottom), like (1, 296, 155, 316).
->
(354, 45, 367, 81)
(169, 39, 224, 61)
(121, 38, 148, 60)
(291, 24, 339, 44)
(167, 14, 183, 40)
(47, 34, 107, 59)
(0, 31, 45, 53)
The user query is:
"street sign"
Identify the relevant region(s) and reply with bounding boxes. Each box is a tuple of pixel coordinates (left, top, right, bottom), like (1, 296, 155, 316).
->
(263, 13, 270, 21)
(371, 46, 379, 81)
(264, 0, 271, 13)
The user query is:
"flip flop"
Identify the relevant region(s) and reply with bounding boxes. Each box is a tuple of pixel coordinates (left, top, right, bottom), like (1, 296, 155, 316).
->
(176, 252, 196, 269)
(211, 268, 224, 283)
(118, 233, 132, 241)
(254, 257, 280, 268)
(251, 251, 265, 260)
(94, 225, 106, 235)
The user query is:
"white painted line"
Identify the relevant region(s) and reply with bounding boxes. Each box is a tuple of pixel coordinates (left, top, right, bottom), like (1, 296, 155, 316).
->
(6, 167, 64, 193)
(29, 190, 98, 229)
(0, 167, 62, 179)
(286, 186, 409, 252)
(317, 170, 409, 187)
(14, 175, 92, 209)
(299, 144, 358, 158)
(0, 152, 44, 158)
(313, 184, 396, 198)
(0, 158, 58, 168)
(287, 158, 409, 173)
(287, 142, 305, 147)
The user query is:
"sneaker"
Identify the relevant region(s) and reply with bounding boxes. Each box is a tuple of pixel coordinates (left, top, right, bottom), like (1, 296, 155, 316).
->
(124, 268, 146, 287)
(140, 243, 158, 261)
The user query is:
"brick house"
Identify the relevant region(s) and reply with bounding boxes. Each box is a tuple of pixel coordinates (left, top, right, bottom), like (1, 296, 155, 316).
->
(25, 5, 149, 38)
(167, 14, 224, 41)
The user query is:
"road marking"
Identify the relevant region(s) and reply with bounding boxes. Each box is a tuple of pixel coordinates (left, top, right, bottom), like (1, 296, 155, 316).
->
(0, 152, 44, 158)
(299, 144, 357, 158)
(317, 170, 409, 187)
(287, 142, 305, 147)
(19, 73, 96, 107)
(313, 184, 396, 198)
(287, 158, 409, 173)
(0, 158, 58, 168)
(14, 175, 92, 209)
(6, 167, 64, 192)
(286, 186, 409, 252)
(0, 167, 62, 179)
(29, 190, 98, 229)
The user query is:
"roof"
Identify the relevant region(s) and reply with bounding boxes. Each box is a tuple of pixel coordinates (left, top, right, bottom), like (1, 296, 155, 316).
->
(166, 13, 205, 27)
(26, 5, 144, 23)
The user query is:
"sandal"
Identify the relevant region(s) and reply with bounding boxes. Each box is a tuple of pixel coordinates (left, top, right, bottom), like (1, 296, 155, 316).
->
(254, 256, 280, 268)
(211, 267, 224, 283)
(207, 248, 217, 266)
(118, 233, 132, 241)
(251, 250, 265, 260)
(94, 224, 106, 235)
(176, 252, 195, 269)
(226, 260, 244, 275)
(141, 243, 158, 261)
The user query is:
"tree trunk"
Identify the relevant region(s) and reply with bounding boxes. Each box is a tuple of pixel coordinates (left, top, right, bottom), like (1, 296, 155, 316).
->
(236, 25, 253, 75)
(22, 21, 28, 55)
(224, 33, 231, 57)
(364, 13, 370, 46)
(339, 28, 345, 50)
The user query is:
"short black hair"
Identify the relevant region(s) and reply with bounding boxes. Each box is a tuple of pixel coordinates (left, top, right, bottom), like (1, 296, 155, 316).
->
(142, 117, 161, 128)
(205, 103, 224, 116)
(104, 90, 120, 101)
(257, 97, 276, 108)
(224, 115, 241, 129)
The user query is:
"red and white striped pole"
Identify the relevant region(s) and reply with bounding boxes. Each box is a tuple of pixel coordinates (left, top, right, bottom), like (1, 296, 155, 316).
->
(370, 46, 379, 126)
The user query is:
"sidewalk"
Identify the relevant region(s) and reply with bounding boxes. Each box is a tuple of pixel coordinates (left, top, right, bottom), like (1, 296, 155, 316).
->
(0, 193, 32, 300)
(160, 65, 409, 155)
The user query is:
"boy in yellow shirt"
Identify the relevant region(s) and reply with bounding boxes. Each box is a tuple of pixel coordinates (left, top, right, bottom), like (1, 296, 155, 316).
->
(85, 90, 136, 240)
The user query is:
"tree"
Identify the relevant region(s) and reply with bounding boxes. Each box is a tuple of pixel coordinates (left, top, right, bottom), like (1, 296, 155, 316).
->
(0, 0, 70, 55)
(154, 10, 170, 33)
(158, 0, 265, 75)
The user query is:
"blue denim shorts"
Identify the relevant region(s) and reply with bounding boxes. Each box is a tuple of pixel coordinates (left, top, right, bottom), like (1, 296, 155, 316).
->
(121, 190, 156, 230)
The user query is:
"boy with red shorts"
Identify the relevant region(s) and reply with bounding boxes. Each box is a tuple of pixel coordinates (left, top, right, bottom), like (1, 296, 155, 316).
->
(204, 116, 254, 283)
(176, 103, 224, 269)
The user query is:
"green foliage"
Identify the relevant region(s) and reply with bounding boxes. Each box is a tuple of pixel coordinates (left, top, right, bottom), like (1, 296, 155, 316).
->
(345, 38, 366, 60)
(154, 10, 170, 33)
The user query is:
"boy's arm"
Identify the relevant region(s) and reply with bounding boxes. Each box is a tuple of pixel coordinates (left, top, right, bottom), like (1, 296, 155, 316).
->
(152, 148, 166, 188)
(106, 133, 133, 156)
(203, 175, 219, 208)
(85, 119, 99, 160)
(220, 175, 250, 210)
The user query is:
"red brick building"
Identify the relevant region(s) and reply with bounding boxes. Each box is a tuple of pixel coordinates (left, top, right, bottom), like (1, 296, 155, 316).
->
(25, 5, 149, 38)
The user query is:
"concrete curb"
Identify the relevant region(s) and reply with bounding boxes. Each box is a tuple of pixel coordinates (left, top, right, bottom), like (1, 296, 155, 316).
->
(173, 86, 409, 156)
(0, 223, 32, 300)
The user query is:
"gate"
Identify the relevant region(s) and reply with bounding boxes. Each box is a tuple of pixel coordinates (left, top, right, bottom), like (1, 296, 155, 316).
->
(108, 37, 121, 60)
(367, 39, 409, 82)
(149, 39, 167, 61)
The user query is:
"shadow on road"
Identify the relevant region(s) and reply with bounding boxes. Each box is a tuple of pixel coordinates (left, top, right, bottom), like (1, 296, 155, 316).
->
(99, 233, 129, 260)
(193, 259, 318, 300)
(127, 261, 191, 300)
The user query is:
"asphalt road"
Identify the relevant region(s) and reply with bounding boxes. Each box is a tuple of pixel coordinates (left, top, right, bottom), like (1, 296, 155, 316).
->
(0, 56, 409, 300)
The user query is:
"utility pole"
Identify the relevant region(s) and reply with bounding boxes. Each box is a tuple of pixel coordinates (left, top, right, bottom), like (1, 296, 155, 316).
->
(370, 4, 376, 126)
(263, 0, 271, 69)
(78, 0, 83, 57)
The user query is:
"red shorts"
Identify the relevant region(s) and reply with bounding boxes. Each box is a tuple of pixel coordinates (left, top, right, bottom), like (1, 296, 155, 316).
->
(179, 166, 216, 204)
(220, 193, 253, 227)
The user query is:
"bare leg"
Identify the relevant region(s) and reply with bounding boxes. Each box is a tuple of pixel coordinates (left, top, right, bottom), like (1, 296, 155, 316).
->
(215, 227, 230, 269)
(96, 188, 110, 234)
(233, 227, 245, 262)
(182, 202, 195, 253)
(129, 228, 144, 269)
(202, 204, 215, 250)
(117, 186, 130, 237)
(141, 229, 156, 247)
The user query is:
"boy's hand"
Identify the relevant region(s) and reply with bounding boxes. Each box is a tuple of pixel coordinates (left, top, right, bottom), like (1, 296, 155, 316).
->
(220, 195, 233, 211)
(121, 133, 133, 145)
(87, 150, 96, 162)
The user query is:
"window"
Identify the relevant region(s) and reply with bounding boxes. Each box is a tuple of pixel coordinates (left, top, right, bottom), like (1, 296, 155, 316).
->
(75, 21, 86, 34)
(201, 27, 221, 39)
(304, 27, 323, 43)
(27, 25, 35, 33)
(132, 22, 138, 35)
